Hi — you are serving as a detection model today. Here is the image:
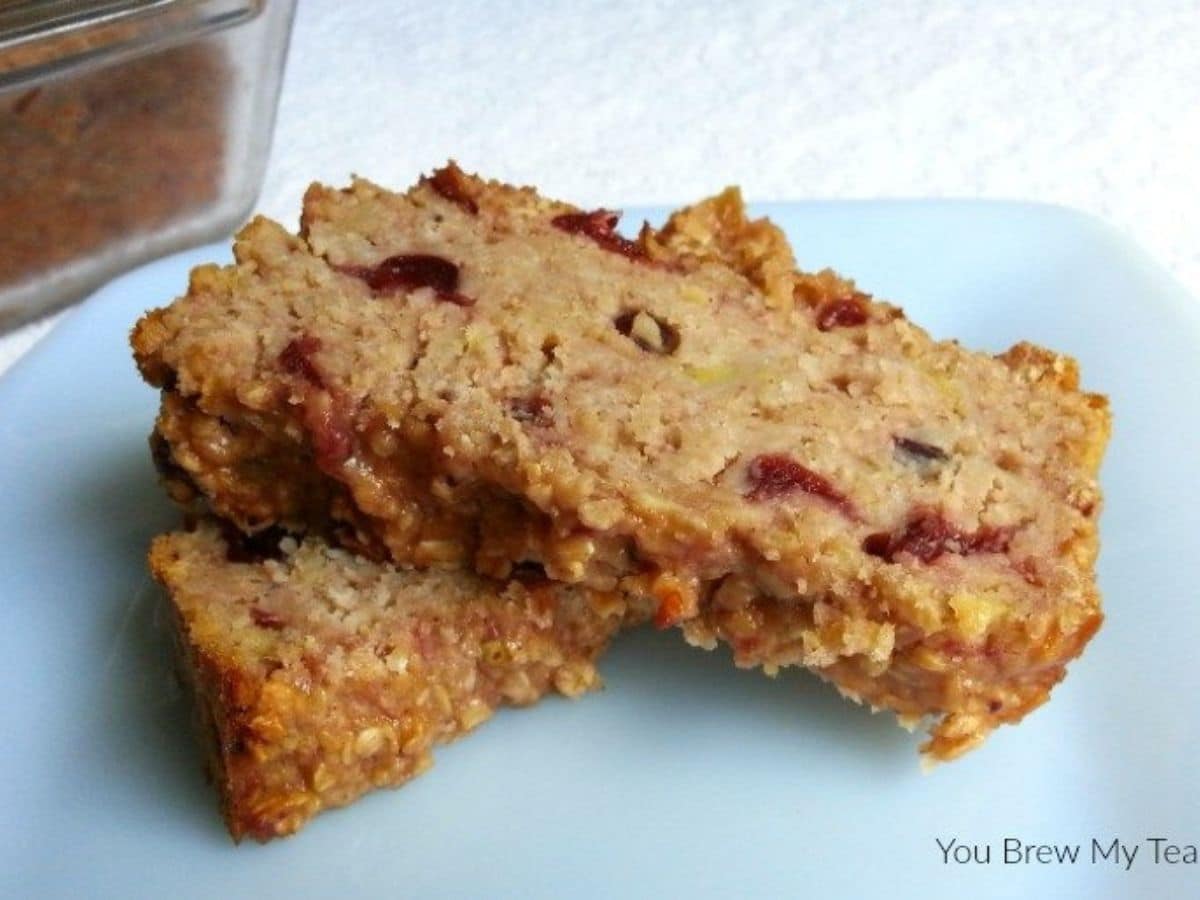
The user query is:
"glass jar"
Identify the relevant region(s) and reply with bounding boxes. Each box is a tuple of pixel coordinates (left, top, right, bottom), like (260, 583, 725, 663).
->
(0, 0, 296, 330)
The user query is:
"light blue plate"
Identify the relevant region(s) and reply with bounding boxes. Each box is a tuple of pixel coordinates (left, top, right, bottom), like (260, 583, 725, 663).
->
(2, 202, 1197, 899)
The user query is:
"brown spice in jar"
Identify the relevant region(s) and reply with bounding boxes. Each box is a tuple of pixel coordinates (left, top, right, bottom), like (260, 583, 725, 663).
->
(0, 40, 228, 321)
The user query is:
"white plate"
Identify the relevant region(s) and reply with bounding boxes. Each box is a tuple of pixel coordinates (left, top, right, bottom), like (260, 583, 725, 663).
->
(2, 202, 1197, 898)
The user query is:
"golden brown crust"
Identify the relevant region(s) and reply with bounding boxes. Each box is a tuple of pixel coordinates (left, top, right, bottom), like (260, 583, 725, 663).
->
(151, 522, 647, 840)
(642, 186, 798, 307)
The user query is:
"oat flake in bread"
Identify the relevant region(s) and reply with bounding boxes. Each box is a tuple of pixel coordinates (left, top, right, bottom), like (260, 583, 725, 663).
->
(134, 164, 1110, 760)
(151, 519, 646, 841)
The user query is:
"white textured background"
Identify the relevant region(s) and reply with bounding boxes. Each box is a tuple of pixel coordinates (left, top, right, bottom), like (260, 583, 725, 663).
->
(2, 0, 1198, 372)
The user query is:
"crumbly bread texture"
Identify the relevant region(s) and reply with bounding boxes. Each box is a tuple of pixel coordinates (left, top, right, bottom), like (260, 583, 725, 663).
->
(150, 521, 644, 841)
(133, 164, 1110, 759)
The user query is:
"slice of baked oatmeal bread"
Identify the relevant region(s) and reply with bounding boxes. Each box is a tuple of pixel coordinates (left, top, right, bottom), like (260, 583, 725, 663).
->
(151, 520, 644, 841)
(134, 164, 1109, 758)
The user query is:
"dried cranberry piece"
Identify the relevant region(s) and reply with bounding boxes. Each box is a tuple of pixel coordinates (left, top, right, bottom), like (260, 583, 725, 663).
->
(340, 254, 474, 306)
(744, 453, 856, 518)
(894, 435, 949, 463)
(815, 294, 869, 331)
(279, 334, 326, 389)
(424, 164, 479, 214)
(863, 508, 1013, 564)
(1016, 558, 1043, 586)
(220, 521, 288, 564)
(303, 395, 354, 474)
(250, 607, 286, 630)
(969, 525, 1013, 555)
(552, 209, 648, 262)
(280, 334, 355, 472)
(864, 510, 954, 563)
(509, 394, 554, 427)
(614, 309, 681, 355)
(860, 531, 894, 558)
(364, 254, 458, 294)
